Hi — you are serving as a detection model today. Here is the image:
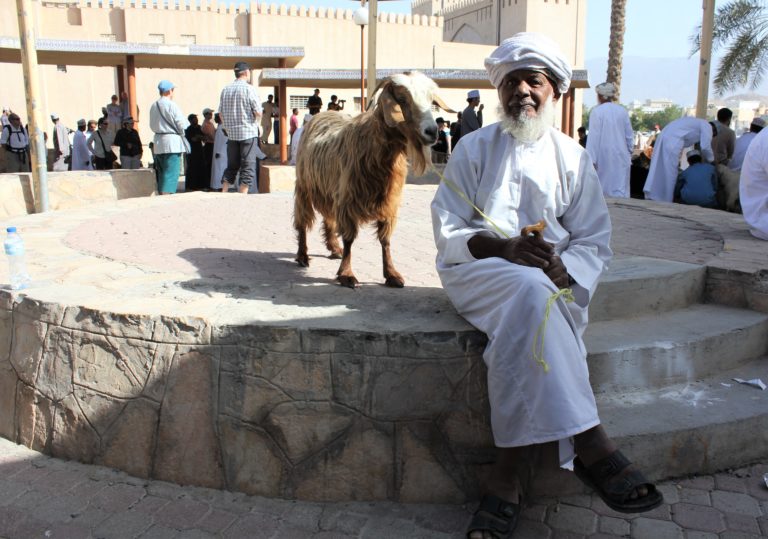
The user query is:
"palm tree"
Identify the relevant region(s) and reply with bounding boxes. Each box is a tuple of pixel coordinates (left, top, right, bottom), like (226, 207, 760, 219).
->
(606, 0, 627, 101)
(690, 0, 768, 95)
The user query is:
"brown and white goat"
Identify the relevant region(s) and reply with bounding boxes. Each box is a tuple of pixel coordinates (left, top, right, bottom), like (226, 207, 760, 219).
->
(293, 72, 450, 288)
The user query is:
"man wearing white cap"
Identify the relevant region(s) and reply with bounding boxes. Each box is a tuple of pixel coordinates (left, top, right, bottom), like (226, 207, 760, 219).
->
(644, 117, 715, 202)
(586, 82, 633, 197)
(740, 123, 768, 240)
(431, 32, 662, 538)
(460, 89, 484, 138)
(51, 113, 71, 171)
(71, 119, 93, 171)
(729, 117, 764, 172)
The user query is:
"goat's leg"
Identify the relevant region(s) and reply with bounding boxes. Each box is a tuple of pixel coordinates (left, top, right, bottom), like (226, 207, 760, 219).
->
(293, 182, 315, 268)
(377, 219, 405, 288)
(336, 237, 359, 288)
(321, 217, 343, 259)
(296, 228, 310, 267)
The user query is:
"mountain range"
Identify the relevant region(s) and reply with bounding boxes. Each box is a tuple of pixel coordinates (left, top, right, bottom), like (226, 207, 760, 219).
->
(583, 56, 768, 108)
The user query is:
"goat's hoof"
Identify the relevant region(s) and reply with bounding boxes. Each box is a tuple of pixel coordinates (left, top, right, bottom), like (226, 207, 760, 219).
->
(296, 256, 310, 267)
(328, 251, 342, 260)
(337, 275, 359, 288)
(384, 276, 405, 288)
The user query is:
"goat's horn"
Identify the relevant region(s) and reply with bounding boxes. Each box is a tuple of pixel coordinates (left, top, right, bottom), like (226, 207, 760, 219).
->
(366, 78, 391, 111)
(432, 94, 456, 114)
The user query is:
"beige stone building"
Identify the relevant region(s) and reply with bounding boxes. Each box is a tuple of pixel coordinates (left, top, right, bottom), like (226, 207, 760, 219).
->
(0, 0, 586, 160)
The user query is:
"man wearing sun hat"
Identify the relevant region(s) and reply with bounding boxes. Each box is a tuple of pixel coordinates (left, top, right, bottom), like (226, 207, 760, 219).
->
(460, 89, 484, 137)
(431, 32, 662, 538)
(149, 79, 189, 194)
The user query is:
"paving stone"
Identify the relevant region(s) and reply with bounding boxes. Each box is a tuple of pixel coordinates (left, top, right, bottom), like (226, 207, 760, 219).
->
(512, 519, 552, 539)
(93, 510, 154, 538)
(153, 498, 212, 530)
(139, 525, 181, 538)
(411, 505, 471, 533)
(88, 483, 147, 512)
(559, 494, 592, 508)
(759, 516, 768, 536)
(591, 497, 671, 521)
(631, 517, 684, 539)
(6, 515, 50, 539)
(546, 504, 597, 535)
(39, 520, 94, 538)
(711, 490, 762, 516)
(723, 512, 761, 534)
(677, 477, 715, 491)
(671, 503, 725, 533)
(600, 515, 630, 536)
(719, 533, 764, 539)
(130, 495, 171, 515)
(319, 511, 370, 535)
(221, 514, 281, 539)
(521, 503, 548, 523)
(678, 487, 711, 506)
(657, 484, 680, 505)
(714, 473, 749, 493)
(683, 532, 717, 539)
(195, 508, 237, 534)
(175, 530, 217, 539)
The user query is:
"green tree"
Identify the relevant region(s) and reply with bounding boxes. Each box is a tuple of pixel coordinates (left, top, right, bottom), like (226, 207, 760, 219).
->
(690, 0, 768, 95)
(630, 106, 684, 131)
(581, 104, 590, 130)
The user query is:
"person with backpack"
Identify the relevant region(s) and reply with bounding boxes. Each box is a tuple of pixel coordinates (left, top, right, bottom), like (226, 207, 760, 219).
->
(0, 113, 30, 173)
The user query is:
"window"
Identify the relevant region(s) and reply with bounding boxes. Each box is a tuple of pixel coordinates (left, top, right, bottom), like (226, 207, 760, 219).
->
(148, 33, 165, 44)
(100, 33, 117, 42)
(56, 65, 67, 73)
(226, 37, 241, 46)
(180, 34, 196, 45)
(291, 95, 313, 110)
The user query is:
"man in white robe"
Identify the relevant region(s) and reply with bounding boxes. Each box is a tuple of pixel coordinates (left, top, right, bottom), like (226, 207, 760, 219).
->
(729, 117, 764, 172)
(51, 113, 71, 172)
(431, 32, 662, 538)
(739, 124, 768, 240)
(289, 114, 312, 166)
(643, 116, 715, 202)
(71, 119, 93, 171)
(586, 82, 633, 197)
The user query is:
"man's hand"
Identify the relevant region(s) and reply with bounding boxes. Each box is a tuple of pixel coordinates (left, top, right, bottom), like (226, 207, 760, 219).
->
(498, 235, 553, 269)
(479, 104, 485, 112)
(544, 255, 570, 289)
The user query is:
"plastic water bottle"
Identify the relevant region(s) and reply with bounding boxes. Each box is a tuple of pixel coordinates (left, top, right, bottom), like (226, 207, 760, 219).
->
(4, 227, 31, 290)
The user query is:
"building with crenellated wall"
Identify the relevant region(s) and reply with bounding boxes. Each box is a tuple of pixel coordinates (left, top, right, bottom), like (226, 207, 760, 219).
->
(0, 0, 586, 158)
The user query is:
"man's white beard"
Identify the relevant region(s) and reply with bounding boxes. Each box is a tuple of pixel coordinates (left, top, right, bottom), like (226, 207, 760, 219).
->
(499, 98, 556, 142)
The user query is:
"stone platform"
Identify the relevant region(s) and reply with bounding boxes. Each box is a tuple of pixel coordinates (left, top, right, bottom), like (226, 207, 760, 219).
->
(0, 188, 767, 504)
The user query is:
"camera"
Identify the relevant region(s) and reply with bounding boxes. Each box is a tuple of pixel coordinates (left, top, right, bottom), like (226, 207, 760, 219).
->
(340, 99, 346, 103)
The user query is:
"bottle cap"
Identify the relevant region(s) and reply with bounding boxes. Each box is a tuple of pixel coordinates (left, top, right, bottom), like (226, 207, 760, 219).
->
(6, 226, 16, 233)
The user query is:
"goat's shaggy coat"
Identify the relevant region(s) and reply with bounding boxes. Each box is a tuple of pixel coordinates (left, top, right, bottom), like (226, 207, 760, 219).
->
(294, 72, 444, 288)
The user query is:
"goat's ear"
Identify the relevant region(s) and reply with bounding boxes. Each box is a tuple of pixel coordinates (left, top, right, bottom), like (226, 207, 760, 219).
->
(432, 94, 456, 114)
(378, 89, 405, 127)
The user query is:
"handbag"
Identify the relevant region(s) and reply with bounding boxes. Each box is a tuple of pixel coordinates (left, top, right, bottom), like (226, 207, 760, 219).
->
(97, 132, 118, 162)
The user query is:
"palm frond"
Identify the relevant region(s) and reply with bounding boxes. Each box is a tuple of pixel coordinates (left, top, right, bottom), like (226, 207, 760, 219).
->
(713, 31, 765, 93)
(689, 0, 765, 56)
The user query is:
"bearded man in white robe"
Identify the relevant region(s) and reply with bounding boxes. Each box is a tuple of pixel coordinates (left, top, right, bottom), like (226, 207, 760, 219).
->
(586, 82, 634, 197)
(431, 32, 663, 539)
(51, 113, 71, 172)
(643, 117, 715, 202)
(740, 124, 768, 240)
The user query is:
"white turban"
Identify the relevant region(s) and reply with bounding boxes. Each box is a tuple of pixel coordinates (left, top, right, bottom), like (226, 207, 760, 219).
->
(595, 82, 616, 98)
(484, 32, 572, 94)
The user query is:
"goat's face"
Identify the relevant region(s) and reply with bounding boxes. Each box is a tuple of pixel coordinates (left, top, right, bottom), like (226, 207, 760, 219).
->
(378, 72, 439, 146)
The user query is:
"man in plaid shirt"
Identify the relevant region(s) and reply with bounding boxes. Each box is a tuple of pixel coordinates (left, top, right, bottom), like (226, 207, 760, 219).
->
(219, 61, 263, 193)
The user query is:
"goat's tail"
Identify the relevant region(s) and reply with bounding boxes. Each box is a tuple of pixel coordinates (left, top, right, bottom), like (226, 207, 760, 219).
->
(293, 173, 316, 233)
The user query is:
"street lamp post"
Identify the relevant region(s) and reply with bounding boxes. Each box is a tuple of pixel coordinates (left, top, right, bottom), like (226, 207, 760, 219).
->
(353, 3, 368, 111)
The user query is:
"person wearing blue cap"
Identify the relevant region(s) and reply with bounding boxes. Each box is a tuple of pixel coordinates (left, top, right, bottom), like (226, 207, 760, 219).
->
(149, 80, 189, 194)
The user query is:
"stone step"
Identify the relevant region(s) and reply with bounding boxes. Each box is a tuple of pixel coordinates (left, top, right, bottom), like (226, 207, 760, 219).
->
(597, 358, 768, 481)
(585, 303, 768, 393)
(590, 256, 705, 322)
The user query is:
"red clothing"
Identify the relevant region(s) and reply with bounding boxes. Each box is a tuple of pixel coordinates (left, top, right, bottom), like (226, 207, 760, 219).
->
(289, 114, 299, 135)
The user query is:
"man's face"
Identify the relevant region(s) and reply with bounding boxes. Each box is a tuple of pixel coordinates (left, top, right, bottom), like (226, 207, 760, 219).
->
(499, 69, 557, 120)
(204, 112, 212, 120)
(88, 122, 97, 131)
(9, 116, 20, 127)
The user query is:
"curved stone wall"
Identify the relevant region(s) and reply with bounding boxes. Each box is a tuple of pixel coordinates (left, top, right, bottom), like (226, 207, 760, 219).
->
(0, 290, 491, 504)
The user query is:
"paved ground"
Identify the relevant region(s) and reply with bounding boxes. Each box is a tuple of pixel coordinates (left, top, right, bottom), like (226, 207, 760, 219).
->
(1, 438, 767, 538)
